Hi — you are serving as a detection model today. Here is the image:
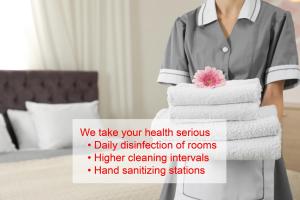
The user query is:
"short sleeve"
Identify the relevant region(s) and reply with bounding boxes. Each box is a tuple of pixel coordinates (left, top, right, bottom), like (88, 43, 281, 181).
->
(265, 12, 300, 89)
(157, 18, 191, 84)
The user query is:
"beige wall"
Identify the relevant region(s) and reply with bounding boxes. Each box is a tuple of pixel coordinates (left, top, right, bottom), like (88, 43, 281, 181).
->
(130, 0, 201, 118)
(284, 88, 300, 105)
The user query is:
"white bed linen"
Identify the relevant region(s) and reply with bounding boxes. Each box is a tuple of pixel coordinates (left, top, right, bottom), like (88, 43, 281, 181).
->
(26, 101, 100, 149)
(0, 114, 16, 152)
(7, 110, 38, 150)
(0, 155, 162, 200)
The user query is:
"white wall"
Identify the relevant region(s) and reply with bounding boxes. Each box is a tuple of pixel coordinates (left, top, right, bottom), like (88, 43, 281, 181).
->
(129, 0, 201, 118)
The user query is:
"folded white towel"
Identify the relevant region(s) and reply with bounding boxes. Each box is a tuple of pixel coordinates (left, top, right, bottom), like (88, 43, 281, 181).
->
(171, 134, 281, 160)
(168, 78, 262, 106)
(227, 134, 281, 160)
(152, 107, 281, 160)
(226, 108, 280, 140)
(169, 103, 260, 121)
(154, 106, 280, 141)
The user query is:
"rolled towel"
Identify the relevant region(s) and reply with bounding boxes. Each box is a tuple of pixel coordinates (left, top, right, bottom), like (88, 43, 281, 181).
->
(153, 106, 280, 141)
(169, 103, 259, 121)
(168, 78, 262, 106)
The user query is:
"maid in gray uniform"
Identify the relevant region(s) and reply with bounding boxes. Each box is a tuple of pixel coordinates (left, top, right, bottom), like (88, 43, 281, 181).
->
(157, 0, 300, 199)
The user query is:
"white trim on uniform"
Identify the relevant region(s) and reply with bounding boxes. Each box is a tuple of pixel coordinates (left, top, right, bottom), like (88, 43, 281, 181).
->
(197, 0, 218, 26)
(239, 0, 261, 22)
(198, 0, 261, 26)
(250, 0, 261, 22)
(157, 69, 191, 84)
(265, 64, 300, 86)
(159, 69, 189, 76)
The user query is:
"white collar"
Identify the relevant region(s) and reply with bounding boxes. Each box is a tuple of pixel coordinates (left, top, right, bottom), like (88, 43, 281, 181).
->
(198, 0, 261, 26)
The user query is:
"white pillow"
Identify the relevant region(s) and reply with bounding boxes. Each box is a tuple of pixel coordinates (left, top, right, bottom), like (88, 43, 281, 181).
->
(26, 101, 100, 150)
(0, 114, 16, 152)
(7, 110, 38, 150)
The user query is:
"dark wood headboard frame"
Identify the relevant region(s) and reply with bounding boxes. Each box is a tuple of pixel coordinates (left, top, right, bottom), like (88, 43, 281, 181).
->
(0, 70, 98, 148)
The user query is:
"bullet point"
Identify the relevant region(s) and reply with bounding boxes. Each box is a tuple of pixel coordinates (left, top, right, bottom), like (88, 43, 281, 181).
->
(88, 168, 91, 172)
(88, 156, 91, 159)
(88, 143, 91, 147)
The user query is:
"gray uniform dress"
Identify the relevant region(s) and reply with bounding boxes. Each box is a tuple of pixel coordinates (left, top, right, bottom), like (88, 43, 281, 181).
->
(157, 0, 300, 199)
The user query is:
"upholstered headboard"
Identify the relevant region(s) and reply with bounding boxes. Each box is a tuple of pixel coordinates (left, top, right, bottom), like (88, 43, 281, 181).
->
(0, 70, 98, 148)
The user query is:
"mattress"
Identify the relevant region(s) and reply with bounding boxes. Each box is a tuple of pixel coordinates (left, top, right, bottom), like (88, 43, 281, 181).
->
(0, 150, 162, 200)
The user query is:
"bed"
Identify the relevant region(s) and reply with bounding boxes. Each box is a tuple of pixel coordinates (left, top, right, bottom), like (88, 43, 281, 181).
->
(0, 70, 162, 200)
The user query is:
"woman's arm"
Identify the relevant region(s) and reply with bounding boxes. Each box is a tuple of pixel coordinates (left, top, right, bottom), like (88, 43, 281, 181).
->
(261, 81, 285, 121)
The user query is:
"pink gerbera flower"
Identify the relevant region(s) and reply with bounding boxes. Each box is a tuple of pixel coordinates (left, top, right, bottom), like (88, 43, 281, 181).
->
(192, 66, 226, 88)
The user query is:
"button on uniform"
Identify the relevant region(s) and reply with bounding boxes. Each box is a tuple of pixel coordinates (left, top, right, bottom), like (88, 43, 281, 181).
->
(222, 46, 229, 53)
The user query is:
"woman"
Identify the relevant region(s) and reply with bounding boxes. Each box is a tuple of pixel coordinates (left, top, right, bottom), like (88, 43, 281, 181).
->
(157, 0, 300, 199)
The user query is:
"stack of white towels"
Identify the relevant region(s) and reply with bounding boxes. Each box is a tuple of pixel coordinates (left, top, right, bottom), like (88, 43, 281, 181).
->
(154, 78, 282, 160)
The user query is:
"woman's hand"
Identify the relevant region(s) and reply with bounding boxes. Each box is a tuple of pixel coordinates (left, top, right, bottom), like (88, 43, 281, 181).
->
(261, 81, 285, 121)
